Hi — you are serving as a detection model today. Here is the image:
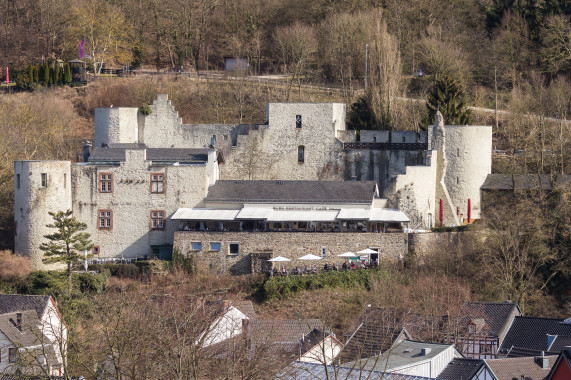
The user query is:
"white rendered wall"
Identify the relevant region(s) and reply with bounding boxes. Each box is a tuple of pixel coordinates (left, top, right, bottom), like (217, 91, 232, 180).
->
(443, 126, 492, 222)
(14, 161, 72, 269)
(71, 150, 211, 259)
(94, 108, 139, 147)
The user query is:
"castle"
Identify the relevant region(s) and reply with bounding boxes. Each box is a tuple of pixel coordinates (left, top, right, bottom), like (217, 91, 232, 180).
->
(14, 95, 491, 272)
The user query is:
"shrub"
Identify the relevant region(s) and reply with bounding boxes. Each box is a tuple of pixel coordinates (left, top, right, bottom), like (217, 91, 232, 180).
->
(0, 250, 32, 281)
(139, 103, 152, 115)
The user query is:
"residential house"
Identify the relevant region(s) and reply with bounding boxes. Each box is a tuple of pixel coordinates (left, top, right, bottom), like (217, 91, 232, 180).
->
(297, 329, 343, 365)
(485, 355, 556, 380)
(546, 347, 571, 380)
(200, 300, 256, 348)
(498, 316, 571, 357)
(340, 306, 415, 363)
(345, 340, 463, 378)
(438, 358, 494, 380)
(444, 301, 521, 359)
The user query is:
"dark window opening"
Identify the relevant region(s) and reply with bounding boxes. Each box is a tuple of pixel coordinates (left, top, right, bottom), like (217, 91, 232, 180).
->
(298, 145, 305, 163)
(296, 115, 302, 128)
(41, 173, 47, 187)
(229, 242, 239, 255)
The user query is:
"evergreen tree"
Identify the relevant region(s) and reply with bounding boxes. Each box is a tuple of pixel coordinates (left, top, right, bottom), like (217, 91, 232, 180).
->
(40, 210, 93, 295)
(64, 64, 72, 84)
(424, 76, 472, 126)
(28, 65, 34, 84)
(33, 65, 39, 83)
(348, 96, 376, 131)
(42, 62, 50, 86)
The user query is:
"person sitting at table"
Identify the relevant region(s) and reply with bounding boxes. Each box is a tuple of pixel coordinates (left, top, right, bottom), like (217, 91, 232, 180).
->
(332, 263, 337, 271)
(323, 263, 329, 271)
(351, 262, 357, 270)
(281, 267, 287, 276)
(294, 267, 301, 275)
(342, 262, 348, 271)
(271, 268, 278, 277)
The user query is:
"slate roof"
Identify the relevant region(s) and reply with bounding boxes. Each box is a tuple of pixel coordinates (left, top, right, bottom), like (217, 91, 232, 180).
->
(486, 356, 556, 380)
(277, 362, 440, 380)
(89, 147, 209, 162)
(341, 307, 415, 363)
(243, 319, 323, 355)
(499, 316, 571, 357)
(438, 358, 486, 380)
(205, 180, 378, 203)
(455, 301, 520, 339)
(234, 300, 256, 319)
(0, 294, 51, 319)
(348, 340, 456, 372)
(481, 174, 570, 191)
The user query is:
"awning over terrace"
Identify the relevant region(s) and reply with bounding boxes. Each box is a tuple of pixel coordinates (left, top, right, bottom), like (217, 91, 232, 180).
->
(336, 208, 371, 220)
(369, 209, 410, 223)
(171, 208, 240, 220)
(235, 207, 272, 219)
(265, 209, 339, 222)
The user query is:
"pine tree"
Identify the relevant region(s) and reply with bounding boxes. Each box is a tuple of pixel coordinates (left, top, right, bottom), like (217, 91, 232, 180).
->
(40, 210, 93, 295)
(33, 65, 39, 83)
(42, 62, 50, 86)
(424, 76, 472, 126)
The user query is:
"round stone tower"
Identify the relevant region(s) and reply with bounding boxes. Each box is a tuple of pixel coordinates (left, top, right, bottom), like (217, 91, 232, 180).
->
(14, 161, 72, 268)
(443, 125, 492, 223)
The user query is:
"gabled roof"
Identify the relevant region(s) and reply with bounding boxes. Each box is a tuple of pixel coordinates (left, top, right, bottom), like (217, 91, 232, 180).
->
(546, 347, 571, 380)
(277, 362, 440, 380)
(455, 301, 520, 338)
(341, 307, 415, 363)
(89, 147, 209, 162)
(486, 355, 556, 380)
(233, 301, 256, 320)
(204, 180, 378, 203)
(0, 294, 51, 319)
(499, 316, 571, 356)
(243, 319, 323, 355)
(348, 340, 457, 372)
(438, 358, 486, 380)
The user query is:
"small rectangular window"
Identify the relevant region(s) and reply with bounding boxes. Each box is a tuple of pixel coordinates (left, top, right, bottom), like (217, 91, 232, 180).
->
(457, 148, 460, 157)
(296, 115, 302, 129)
(150, 210, 165, 229)
(229, 242, 239, 255)
(210, 242, 221, 251)
(191, 242, 202, 251)
(93, 246, 100, 255)
(98, 210, 113, 230)
(298, 145, 305, 163)
(9, 348, 17, 363)
(99, 173, 113, 193)
(41, 173, 47, 187)
(16, 174, 20, 189)
(321, 246, 326, 258)
(150, 173, 165, 193)
(64, 173, 67, 188)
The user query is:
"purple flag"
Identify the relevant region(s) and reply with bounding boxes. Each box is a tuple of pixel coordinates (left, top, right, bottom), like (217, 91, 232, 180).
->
(79, 39, 85, 59)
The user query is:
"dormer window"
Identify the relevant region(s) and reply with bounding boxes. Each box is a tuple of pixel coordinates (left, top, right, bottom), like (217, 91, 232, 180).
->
(296, 115, 302, 129)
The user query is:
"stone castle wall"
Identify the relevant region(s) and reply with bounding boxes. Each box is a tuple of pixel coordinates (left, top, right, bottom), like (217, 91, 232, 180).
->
(174, 231, 407, 275)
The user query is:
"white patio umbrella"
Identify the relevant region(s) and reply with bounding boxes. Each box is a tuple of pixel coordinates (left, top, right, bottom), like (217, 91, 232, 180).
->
(298, 254, 322, 260)
(337, 251, 358, 258)
(356, 248, 378, 254)
(268, 256, 291, 262)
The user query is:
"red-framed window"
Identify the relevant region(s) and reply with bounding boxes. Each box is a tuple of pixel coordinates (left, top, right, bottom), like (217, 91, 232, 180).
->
(98, 210, 113, 230)
(150, 173, 165, 193)
(150, 210, 165, 230)
(99, 173, 113, 193)
(93, 246, 100, 255)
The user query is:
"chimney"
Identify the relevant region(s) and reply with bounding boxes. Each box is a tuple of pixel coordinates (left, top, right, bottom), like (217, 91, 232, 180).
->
(535, 352, 550, 369)
(16, 312, 22, 332)
(83, 140, 92, 162)
(420, 348, 431, 356)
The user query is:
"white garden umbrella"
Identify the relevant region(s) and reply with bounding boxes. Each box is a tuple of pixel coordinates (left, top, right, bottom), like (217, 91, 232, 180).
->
(268, 256, 291, 262)
(337, 251, 358, 258)
(356, 248, 378, 254)
(298, 254, 322, 260)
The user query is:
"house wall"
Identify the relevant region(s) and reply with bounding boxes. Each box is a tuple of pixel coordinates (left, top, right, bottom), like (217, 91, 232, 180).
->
(94, 107, 139, 147)
(14, 161, 72, 268)
(201, 306, 249, 348)
(41, 299, 67, 364)
(71, 150, 211, 259)
(174, 231, 407, 275)
(0, 330, 16, 374)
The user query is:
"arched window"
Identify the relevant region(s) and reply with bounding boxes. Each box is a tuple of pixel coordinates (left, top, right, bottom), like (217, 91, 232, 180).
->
(298, 145, 305, 163)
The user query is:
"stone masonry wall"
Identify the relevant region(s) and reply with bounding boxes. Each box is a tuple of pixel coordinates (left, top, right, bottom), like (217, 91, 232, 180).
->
(174, 231, 407, 275)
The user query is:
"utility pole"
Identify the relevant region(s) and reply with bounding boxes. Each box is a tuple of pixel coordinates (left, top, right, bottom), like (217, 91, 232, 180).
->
(364, 44, 368, 92)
